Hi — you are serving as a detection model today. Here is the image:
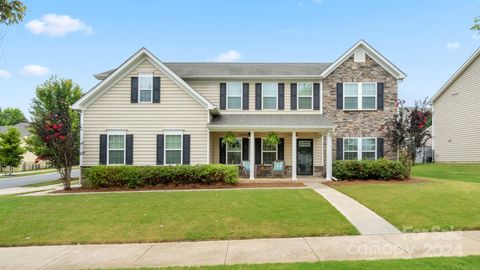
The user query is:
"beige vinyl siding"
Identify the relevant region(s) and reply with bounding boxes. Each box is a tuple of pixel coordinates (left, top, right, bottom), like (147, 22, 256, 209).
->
(210, 132, 324, 166)
(186, 79, 321, 113)
(433, 54, 480, 162)
(83, 59, 209, 166)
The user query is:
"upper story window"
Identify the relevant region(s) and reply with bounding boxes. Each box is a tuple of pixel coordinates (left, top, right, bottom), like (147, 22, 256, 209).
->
(227, 82, 242, 109)
(343, 82, 376, 110)
(108, 133, 125, 165)
(262, 139, 278, 165)
(297, 82, 313, 110)
(226, 138, 242, 164)
(262, 82, 278, 110)
(165, 133, 182, 165)
(344, 137, 376, 160)
(139, 74, 153, 103)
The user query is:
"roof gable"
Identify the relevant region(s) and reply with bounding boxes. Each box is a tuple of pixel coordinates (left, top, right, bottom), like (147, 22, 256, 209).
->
(320, 40, 406, 80)
(72, 48, 215, 110)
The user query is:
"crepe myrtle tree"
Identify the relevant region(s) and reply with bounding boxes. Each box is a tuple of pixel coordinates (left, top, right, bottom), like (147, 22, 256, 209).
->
(382, 98, 432, 176)
(26, 76, 82, 190)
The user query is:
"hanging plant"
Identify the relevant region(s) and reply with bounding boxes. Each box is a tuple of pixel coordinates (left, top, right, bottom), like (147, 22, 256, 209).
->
(264, 132, 281, 146)
(222, 131, 239, 146)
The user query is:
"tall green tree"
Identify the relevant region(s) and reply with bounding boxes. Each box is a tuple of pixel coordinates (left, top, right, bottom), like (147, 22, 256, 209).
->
(472, 15, 480, 32)
(27, 76, 82, 189)
(0, 0, 26, 25)
(0, 107, 27, 126)
(0, 127, 25, 175)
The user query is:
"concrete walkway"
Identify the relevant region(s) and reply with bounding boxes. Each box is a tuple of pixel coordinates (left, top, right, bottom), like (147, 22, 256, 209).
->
(305, 182, 401, 235)
(0, 231, 479, 269)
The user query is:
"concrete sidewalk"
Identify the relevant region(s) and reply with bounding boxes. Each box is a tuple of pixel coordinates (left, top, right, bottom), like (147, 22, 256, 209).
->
(306, 182, 401, 235)
(0, 231, 479, 270)
(0, 184, 61, 196)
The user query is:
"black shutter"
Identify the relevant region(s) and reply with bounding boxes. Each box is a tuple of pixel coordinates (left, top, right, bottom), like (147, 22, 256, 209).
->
(278, 83, 285, 110)
(290, 83, 297, 110)
(153, 77, 161, 103)
(99, 134, 107, 165)
(242, 83, 249, 110)
(219, 138, 226, 164)
(131, 77, 138, 103)
(220, 83, 226, 110)
(336, 138, 343, 160)
(377, 138, 384, 159)
(255, 83, 262, 110)
(313, 83, 320, 110)
(278, 138, 285, 161)
(125, 135, 133, 165)
(242, 138, 249, 161)
(255, 138, 261, 164)
(336, 83, 343, 109)
(377, 83, 384, 110)
(156, 135, 164, 165)
(183, 135, 190, 164)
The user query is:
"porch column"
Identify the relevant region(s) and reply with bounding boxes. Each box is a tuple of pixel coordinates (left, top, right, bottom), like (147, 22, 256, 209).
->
(292, 131, 297, 180)
(249, 131, 255, 180)
(326, 132, 333, 180)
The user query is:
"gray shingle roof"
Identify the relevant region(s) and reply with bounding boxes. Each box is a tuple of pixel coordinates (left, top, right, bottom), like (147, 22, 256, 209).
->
(0, 122, 30, 137)
(208, 114, 335, 129)
(94, 62, 332, 80)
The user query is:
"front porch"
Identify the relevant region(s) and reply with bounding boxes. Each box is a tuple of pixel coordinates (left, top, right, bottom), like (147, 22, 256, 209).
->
(207, 114, 335, 180)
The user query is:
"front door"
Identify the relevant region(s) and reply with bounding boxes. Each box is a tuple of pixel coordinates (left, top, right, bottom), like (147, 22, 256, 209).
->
(297, 139, 313, 175)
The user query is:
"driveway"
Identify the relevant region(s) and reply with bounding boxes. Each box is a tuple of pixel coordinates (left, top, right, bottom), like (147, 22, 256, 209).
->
(0, 169, 80, 189)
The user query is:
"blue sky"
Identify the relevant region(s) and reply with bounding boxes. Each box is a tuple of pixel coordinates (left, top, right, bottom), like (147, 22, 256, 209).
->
(0, 0, 479, 117)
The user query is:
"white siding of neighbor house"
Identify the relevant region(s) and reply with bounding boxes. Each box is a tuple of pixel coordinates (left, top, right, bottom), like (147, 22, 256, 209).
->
(433, 53, 480, 162)
(185, 79, 322, 113)
(83, 59, 209, 166)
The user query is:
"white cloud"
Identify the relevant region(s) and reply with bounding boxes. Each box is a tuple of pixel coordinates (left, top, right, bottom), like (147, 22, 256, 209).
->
(446, 42, 461, 50)
(0, 69, 12, 78)
(212, 50, 242, 62)
(25, 13, 93, 37)
(20, 65, 50, 76)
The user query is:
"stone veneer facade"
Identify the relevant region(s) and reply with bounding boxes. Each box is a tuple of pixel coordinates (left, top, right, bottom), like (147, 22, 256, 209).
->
(322, 55, 398, 161)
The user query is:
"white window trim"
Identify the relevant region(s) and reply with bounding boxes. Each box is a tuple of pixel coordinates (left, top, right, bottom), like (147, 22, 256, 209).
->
(343, 137, 377, 160)
(226, 137, 242, 164)
(107, 131, 126, 165)
(226, 82, 243, 110)
(261, 82, 278, 110)
(138, 73, 153, 103)
(261, 138, 278, 165)
(164, 131, 183, 165)
(342, 82, 377, 111)
(297, 82, 314, 110)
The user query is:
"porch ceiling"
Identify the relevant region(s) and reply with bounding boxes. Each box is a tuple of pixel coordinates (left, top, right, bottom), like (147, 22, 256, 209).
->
(207, 114, 335, 131)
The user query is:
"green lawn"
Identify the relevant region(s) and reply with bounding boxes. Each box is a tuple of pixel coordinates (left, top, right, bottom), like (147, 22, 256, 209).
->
(333, 163, 480, 231)
(0, 189, 357, 246)
(412, 163, 480, 183)
(114, 256, 480, 270)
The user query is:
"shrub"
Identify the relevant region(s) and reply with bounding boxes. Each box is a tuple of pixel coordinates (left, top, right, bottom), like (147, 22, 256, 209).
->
(333, 159, 406, 180)
(83, 164, 239, 188)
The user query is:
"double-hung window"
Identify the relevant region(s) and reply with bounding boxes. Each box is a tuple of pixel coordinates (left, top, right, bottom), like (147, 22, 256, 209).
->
(139, 74, 153, 103)
(297, 82, 313, 109)
(108, 133, 125, 165)
(165, 133, 182, 165)
(262, 82, 278, 110)
(227, 82, 242, 109)
(262, 139, 277, 165)
(226, 138, 242, 164)
(343, 82, 377, 110)
(343, 138, 377, 160)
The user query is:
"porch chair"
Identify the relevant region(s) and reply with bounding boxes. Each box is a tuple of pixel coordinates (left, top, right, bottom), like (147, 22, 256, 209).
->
(271, 160, 285, 178)
(241, 160, 251, 178)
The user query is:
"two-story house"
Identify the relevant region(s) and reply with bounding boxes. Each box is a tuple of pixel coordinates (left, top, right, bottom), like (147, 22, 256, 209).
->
(72, 40, 406, 180)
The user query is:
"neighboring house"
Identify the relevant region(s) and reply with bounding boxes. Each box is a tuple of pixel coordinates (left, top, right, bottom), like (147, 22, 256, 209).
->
(430, 47, 480, 163)
(72, 40, 406, 180)
(0, 122, 48, 172)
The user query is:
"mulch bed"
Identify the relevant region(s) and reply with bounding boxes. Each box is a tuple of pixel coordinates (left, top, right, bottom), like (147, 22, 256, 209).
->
(325, 178, 428, 187)
(54, 182, 306, 193)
